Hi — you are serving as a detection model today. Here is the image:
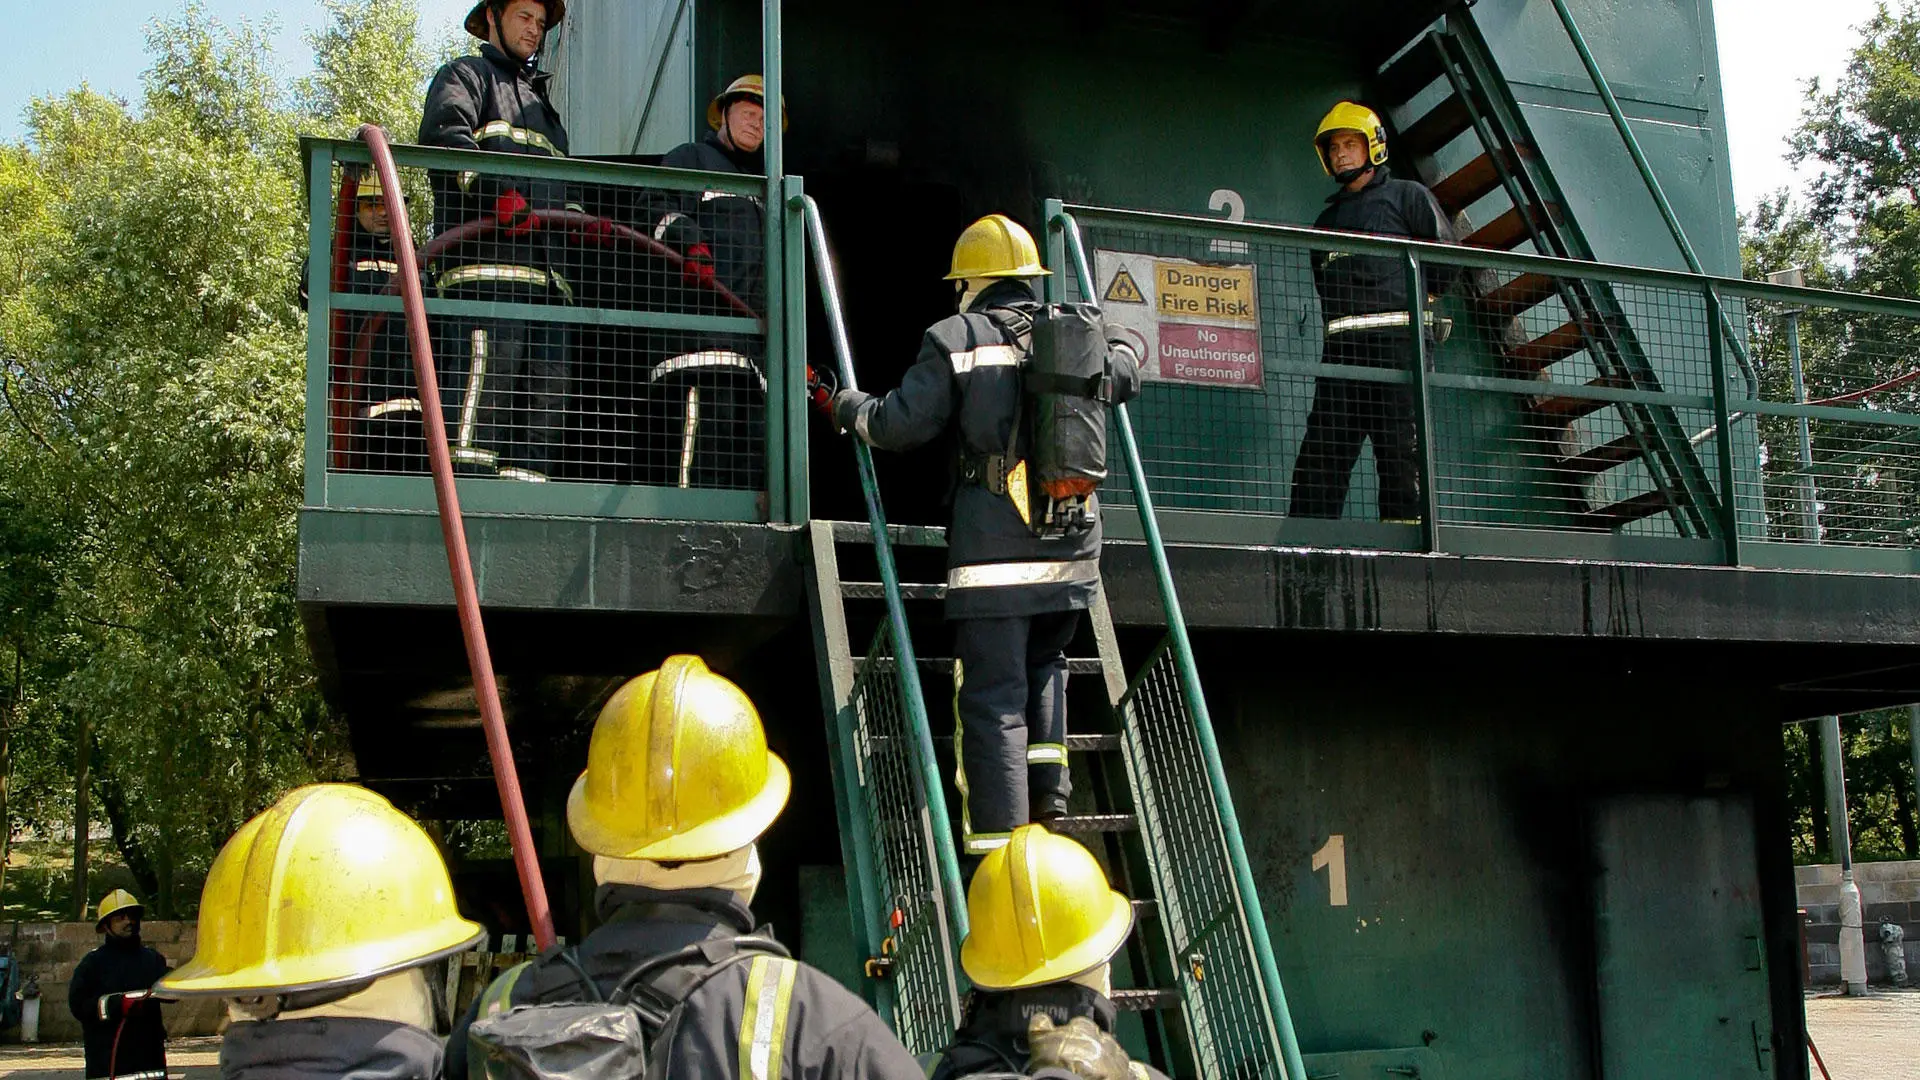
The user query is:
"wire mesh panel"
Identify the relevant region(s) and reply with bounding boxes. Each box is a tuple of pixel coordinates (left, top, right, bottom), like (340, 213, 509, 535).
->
(1119, 637, 1282, 1080)
(311, 143, 769, 495)
(848, 628, 961, 1054)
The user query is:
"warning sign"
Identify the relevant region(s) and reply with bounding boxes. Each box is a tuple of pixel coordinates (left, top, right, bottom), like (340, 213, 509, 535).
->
(1093, 250, 1263, 389)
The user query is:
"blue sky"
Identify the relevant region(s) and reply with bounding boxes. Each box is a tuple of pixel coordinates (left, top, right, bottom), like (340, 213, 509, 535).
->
(1, 0, 1890, 212)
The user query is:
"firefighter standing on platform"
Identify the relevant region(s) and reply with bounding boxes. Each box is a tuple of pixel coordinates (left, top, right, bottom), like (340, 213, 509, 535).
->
(68, 890, 169, 1080)
(639, 75, 782, 490)
(1288, 101, 1455, 522)
(333, 168, 425, 472)
(830, 216, 1143, 856)
(927, 825, 1169, 1080)
(419, 0, 575, 482)
(444, 655, 922, 1080)
(154, 784, 484, 1080)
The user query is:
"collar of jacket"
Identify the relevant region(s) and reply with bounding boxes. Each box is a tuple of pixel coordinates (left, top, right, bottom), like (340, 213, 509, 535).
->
(102, 932, 145, 952)
(702, 130, 765, 175)
(219, 1017, 443, 1080)
(478, 41, 546, 85)
(968, 277, 1040, 313)
(965, 981, 1120, 1041)
(1326, 165, 1393, 203)
(594, 882, 758, 934)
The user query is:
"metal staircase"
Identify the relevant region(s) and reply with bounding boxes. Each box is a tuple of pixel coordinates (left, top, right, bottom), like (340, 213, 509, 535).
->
(1371, 8, 1723, 534)
(795, 194, 1308, 1079)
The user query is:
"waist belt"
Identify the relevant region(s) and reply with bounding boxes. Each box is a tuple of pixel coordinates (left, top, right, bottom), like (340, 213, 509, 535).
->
(960, 452, 1016, 496)
(436, 263, 574, 302)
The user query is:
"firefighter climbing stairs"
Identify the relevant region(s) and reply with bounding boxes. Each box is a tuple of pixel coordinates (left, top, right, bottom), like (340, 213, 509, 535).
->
(1371, 8, 1723, 535)
(795, 194, 1308, 1079)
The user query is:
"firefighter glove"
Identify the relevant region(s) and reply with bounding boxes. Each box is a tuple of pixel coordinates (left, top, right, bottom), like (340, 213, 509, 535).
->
(579, 217, 617, 246)
(1026, 1015, 1133, 1080)
(682, 243, 718, 287)
(829, 389, 867, 437)
(1105, 325, 1149, 367)
(805, 365, 839, 415)
(493, 190, 538, 237)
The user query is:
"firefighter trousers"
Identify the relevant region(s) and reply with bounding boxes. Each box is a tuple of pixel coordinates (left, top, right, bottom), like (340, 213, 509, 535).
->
(433, 276, 572, 480)
(1288, 330, 1422, 521)
(952, 611, 1079, 855)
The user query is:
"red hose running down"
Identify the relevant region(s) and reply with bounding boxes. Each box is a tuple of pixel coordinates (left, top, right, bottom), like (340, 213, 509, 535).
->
(356, 123, 556, 951)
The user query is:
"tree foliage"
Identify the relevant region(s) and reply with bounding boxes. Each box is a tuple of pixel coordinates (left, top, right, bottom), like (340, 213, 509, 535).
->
(0, 0, 438, 916)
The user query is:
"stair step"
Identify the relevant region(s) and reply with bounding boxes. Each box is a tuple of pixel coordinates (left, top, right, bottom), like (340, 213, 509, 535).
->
(1398, 94, 1474, 156)
(1110, 988, 1184, 1012)
(1464, 204, 1538, 251)
(1130, 898, 1158, 920)
(1512, 319, 1591, 371)
(1374, 34, 1447, 105)
(1484, 272, 1559, 318)
(828, 520, 947, 548)
(840, 581, 945, 600)
(1576, 489, 1672, 530)
(1049, 813, 1138, 834)
(1432, 151, 1505, 214)
(855, 657, 1106, 677)
(874, 732, 1124, 754)
(1555, 433, 1645, 477)
(1533, 374, 1630, 423)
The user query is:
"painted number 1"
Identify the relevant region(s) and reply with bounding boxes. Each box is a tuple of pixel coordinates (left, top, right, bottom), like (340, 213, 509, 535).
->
(1312, 834, 1348, 907)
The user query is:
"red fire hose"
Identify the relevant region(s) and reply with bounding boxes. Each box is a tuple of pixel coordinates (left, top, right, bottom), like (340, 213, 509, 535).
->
(357, 124, 555, 950)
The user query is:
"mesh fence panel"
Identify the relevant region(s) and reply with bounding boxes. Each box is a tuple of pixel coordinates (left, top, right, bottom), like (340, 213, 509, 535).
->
(1120, 637, 1281, 1080)
(849, 628, 959, 1055)
(318, 154, 767, 488)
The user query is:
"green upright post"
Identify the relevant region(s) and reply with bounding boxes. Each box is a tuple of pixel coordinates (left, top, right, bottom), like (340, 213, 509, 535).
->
(761, 0, 786, 522)
(782, 175, 809, 523)
(305, 143, 336, 509)
(1404, 251, 1441, 550)
(1705, 285, 1740, 563)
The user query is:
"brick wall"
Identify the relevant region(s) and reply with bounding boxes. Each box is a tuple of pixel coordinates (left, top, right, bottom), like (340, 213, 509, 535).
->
(1795, 860, 1920, 986)
(9, 921, 224, 1042)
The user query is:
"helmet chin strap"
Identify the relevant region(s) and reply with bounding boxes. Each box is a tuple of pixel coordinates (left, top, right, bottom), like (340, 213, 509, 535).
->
(1333, 164, 1374, 186)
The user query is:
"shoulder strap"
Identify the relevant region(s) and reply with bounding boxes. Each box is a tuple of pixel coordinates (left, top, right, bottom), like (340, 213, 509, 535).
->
(981, 305, 1036, 351)
(476, 960, 536, 1019)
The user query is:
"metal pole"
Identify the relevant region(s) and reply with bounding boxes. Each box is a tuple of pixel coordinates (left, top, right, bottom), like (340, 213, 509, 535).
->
(359, 125, 556, 951)
(1910, 705, 1920, 857)
(1404, 251, 1441, 550)
(1705, 286, 1740, 563)
(1769, 269, 1823, 542)
(1822, 714, 1868, 994)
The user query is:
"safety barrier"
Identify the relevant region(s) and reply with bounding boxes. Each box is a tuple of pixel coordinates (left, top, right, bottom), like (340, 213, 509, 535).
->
(301, 137, 806, 524)
(1050, 201, 1920, 572)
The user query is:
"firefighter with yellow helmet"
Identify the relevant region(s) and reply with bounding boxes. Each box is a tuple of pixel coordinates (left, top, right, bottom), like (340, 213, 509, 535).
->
(1289, 101, 1456, 522)
(444, 655, 920, 1080)
(830, 216, 1143, 856)
(636, 75, 788, 490)
(927, 825, 1169, 1080)
(68, 889, 169, 1080)
(152, 784, 484, 1079)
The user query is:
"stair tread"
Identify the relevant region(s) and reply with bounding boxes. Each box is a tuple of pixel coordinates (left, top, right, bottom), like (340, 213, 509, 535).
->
(1110, 988, 1183, 1011)
(1578, 489, 1672, 530)
(1374, 34, 1446, 104)
(840, 581, 945, 600)
(1432, 151, 1505, 214)
(1512, 319, 1591, 371)
(873, 732, 1123, 753)
(1533, 374, 1631, 423)
(1556, 433, 1645, 476)
(1464, 205, 1537, 251)
(855, 656, 1105, 676)
(1399, 94, 1473, 156)
(1484, 272, 1559, 318)
(827, 520, 948, 547)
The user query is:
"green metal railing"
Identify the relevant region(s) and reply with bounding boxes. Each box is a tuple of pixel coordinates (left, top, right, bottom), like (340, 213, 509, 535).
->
(1049, 199, 1920, 574)
(301, 137, 806, 524)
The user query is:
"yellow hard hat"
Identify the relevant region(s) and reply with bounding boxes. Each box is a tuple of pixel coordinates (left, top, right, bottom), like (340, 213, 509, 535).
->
(566, 655, 791, 862)
(95, 889, 142, 930)
(1315, 101, 1389, 176)
(945, 214, 1052, 281)
(959, 825, 1134, 990)
(353, 169, 384, 201)
(706, 74, 789, 132)
(155, 784, 483, 999)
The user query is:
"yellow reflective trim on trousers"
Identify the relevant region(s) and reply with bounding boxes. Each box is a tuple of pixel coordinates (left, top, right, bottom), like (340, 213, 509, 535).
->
(436, 263, 574, 301)
(354, 259, 400, 274)
(738, 956, 798, 1080)
(1027, 742, 1067, 765)
(474, 120, 564, 157)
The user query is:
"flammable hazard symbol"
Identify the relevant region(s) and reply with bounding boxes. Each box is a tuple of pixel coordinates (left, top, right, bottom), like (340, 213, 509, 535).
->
(1103, 267, 1146, 304)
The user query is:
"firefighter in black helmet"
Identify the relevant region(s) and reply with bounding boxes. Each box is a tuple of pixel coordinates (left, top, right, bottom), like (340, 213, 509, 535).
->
(1289, 101, 1455, 522)
(418, 0, 574, 482)
(831, 216, 1144, 857)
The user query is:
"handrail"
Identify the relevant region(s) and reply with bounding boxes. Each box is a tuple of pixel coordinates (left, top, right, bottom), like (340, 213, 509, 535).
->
(358, 124, 556, 950)
(793, 194, 971, 955)
(1053, 207, 1311, 1080)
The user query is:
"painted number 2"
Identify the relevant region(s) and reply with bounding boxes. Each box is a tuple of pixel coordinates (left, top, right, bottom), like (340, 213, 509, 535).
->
(1208, 189, 1250, 255)
(1312, 834, 1348, 907)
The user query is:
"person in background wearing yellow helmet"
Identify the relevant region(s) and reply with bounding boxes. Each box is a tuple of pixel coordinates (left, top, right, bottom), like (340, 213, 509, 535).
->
(1289, 100, 1456, 523)
(636, 75, 784, 490)
(153, 784, 485, 1080)
(927, 825, 1167, 1080)
(445, 655, 920, 1080)
(68, 889, 170, 1080)
(829, 216, 1143, 856)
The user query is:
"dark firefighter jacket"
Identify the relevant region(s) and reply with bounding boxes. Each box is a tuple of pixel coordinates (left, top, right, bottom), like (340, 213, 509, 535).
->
(927, 983, 1171, 1080)
(68, 934, 169, 1080)
(839, 279, 1142, 620)
(645, 132, 768, 318)
(418, 42, 575, 287)
(1311, 166, 1456, 321)
(443, 884, 921, 1080)
(220, 1017, 443, 1080)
